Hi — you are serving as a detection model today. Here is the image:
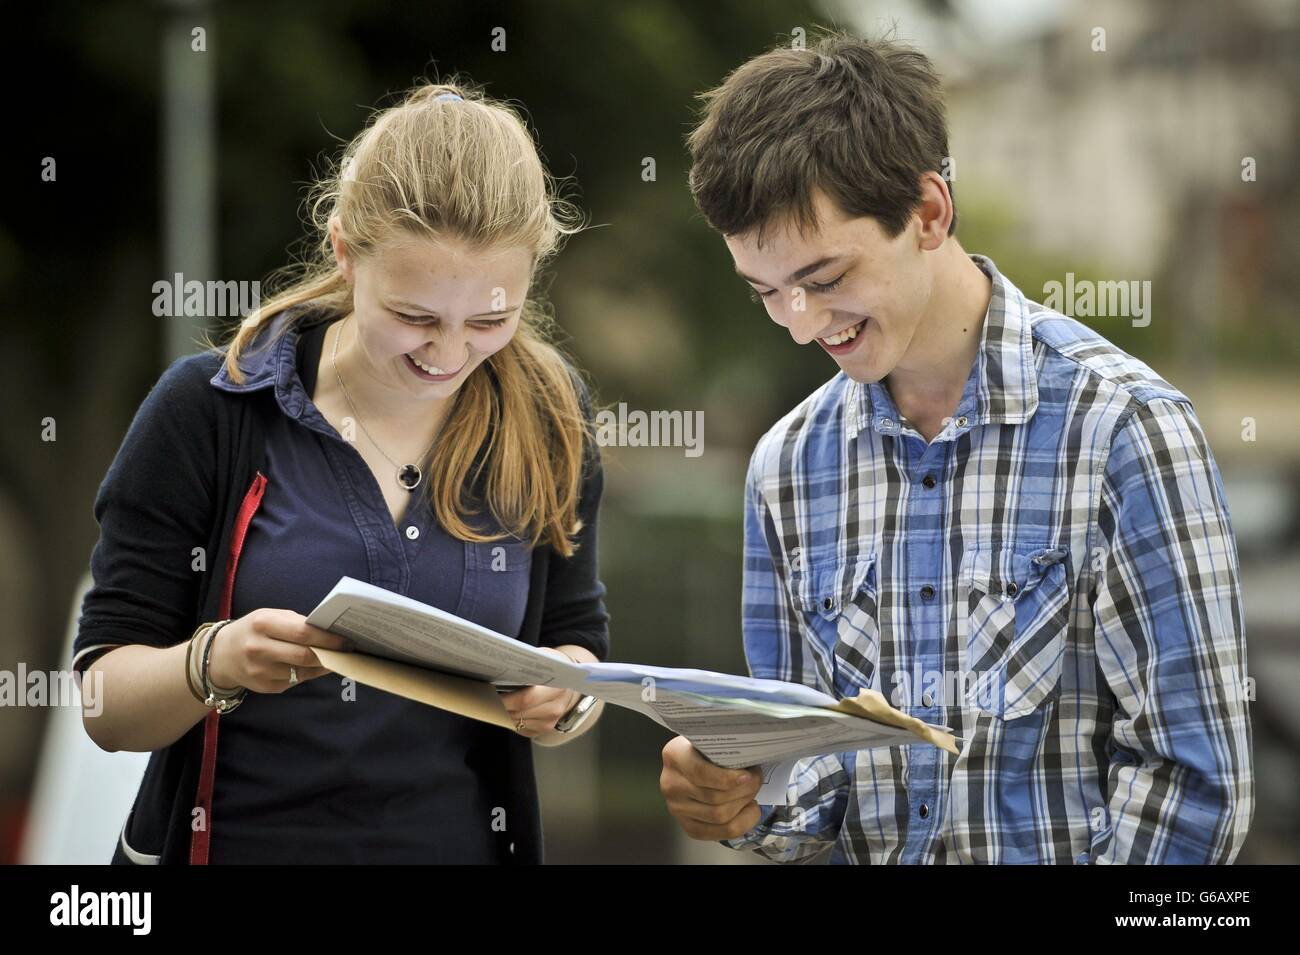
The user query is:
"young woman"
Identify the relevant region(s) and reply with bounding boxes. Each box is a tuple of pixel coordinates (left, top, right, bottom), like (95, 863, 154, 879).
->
(73, 80, 609, 864)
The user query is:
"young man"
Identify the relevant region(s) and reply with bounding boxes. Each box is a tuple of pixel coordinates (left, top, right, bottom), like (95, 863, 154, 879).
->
(659, 33, 1253, 864)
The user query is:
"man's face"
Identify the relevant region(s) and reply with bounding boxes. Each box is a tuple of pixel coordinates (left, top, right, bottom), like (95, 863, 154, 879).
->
(725, 189, 933, 385)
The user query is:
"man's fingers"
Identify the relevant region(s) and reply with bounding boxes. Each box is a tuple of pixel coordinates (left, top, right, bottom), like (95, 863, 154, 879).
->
(681, 772, 762, 805)
(676, 739, 761, 792)
(677, 801, 763, 842)
(673, 790, 761, 827)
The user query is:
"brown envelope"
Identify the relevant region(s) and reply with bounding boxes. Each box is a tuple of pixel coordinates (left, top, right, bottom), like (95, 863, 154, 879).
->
(310, 646, 516, 730)
(830, 688, 960, 755)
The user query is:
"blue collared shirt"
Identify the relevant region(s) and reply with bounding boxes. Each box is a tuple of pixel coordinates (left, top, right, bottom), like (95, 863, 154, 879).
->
(723, 254, 1253, 864)
(204, 307, 532, 863)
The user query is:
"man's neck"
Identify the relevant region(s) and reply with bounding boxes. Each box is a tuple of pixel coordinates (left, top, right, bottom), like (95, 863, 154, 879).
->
(883, 243, 992, 440)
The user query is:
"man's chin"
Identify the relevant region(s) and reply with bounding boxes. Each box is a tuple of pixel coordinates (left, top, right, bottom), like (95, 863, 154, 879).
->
(837, 358, 883, 385)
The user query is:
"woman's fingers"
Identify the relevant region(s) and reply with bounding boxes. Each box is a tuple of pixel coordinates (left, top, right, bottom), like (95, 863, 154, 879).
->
(246, 635, 342, 691)
(212, 610, 351, 694)
(287, 665, 332, 683)
(501, 685, 576, 733)
(254, 609, 351, 651)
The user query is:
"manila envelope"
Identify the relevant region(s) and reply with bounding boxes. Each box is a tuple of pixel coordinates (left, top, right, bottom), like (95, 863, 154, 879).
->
(310, 646, 516, 730)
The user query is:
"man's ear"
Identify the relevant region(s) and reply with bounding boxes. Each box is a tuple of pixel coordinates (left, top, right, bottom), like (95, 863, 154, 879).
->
(328, 214, 354, 283)
(914, 171, 954, 251)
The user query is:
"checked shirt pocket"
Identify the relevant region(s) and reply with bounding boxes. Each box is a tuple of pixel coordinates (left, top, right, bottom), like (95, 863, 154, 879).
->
(960, 545, 1072, 720)
(789, 553, 880, 698)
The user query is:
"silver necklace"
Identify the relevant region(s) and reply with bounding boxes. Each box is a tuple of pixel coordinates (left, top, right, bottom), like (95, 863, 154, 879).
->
(331, 315, 439, 492)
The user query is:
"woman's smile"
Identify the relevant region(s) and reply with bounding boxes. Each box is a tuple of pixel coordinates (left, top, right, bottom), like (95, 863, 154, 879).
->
(403, 351, 466, 382)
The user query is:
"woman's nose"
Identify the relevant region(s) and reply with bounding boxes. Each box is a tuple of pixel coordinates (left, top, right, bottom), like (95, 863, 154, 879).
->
(428, 330, 469, 366)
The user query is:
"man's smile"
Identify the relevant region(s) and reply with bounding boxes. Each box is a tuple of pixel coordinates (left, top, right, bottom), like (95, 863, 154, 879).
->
(817, 317, 868, 355)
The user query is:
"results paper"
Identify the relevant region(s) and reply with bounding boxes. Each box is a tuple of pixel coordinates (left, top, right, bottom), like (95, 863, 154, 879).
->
(307, 576, 958, 803)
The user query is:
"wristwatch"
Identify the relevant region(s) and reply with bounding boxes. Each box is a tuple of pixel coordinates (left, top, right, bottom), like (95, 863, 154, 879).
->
(549, 648, 599, 734)
(554, 691, 599, 734)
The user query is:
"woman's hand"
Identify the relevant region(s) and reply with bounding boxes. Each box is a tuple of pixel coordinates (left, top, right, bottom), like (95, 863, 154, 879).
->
(207, 608, 352, 694)
(499, 646, 583, 738)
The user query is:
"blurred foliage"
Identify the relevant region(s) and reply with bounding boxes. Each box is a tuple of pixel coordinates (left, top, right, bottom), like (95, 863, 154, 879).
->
(955, 193, 1178, 359)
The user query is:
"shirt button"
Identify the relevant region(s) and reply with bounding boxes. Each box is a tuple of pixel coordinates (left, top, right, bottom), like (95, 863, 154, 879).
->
(1005, 581, 1018, 597)
(919, 803, 930, 819)
(921, 691, 934, 707)
(405, 525, 419, 540)
(822, 596, 834, 611)
(919, 584, 935, 600)
(954, 416, 968, 428)
(921, 474, 936, 489)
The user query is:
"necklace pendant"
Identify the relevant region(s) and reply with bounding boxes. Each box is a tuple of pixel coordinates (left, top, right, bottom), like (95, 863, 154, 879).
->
(397, 464, 422, 491)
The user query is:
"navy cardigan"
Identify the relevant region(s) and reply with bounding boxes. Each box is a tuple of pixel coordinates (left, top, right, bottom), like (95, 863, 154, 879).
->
(73, 319, 610, 865)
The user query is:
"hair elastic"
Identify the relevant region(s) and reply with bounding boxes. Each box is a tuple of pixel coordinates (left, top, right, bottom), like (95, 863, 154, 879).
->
(435, 92, 464, 102)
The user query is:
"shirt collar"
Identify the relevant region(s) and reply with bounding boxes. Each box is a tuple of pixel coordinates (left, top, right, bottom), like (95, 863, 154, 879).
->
(209, 303, 329, 420)
(846, 253, 1039, 442)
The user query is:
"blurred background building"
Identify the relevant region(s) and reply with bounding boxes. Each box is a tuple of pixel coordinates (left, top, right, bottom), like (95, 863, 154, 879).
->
(2, 0, 1296, 863)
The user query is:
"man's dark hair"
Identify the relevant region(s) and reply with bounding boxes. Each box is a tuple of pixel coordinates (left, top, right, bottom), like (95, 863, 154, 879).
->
(687, 30, 956, 244)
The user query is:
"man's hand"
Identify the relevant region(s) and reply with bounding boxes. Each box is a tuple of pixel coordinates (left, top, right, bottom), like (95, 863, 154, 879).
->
(660, 735, 764, 841)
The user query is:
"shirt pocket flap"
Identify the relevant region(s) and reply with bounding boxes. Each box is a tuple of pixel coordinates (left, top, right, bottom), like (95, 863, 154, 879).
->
(965, 545, 1069, 603)
(789, 553, 881, 698)
(962, 545, 1072, 719)
(789, 553, 876, 619)
(829, 555, 881, 697)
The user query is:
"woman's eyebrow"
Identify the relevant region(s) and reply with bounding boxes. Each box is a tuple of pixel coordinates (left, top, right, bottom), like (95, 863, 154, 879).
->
(386, 298, 436, 314)
(387, 299, 522, 318)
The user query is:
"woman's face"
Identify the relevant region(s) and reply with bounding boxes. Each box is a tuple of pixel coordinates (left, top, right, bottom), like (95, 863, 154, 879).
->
(329, 220, 533, 404)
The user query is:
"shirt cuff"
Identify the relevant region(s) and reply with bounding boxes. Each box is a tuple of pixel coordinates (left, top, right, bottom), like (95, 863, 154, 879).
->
(717, 803, 780, 851)
(71, 642, 127, 678)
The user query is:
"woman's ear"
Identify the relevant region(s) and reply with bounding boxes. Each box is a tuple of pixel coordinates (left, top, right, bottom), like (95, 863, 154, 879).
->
(329, 215, 354, 284)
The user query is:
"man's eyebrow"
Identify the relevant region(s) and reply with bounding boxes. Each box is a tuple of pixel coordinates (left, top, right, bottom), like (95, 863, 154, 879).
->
(387, 299, 522, 318)
(735, 256, 846, 288)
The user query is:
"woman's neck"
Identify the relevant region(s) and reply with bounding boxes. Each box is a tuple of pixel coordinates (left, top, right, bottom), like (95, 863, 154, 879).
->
(315, 315, 453, 454)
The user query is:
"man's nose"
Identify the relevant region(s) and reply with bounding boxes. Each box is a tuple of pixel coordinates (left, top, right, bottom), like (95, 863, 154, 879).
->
(780, 295, 826, 346)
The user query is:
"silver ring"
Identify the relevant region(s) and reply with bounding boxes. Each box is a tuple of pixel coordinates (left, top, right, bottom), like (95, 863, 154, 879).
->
(288, 666, 299, 686)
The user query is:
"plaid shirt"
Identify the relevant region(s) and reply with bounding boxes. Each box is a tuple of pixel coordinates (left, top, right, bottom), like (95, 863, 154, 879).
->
(722, 254, 1253, 864)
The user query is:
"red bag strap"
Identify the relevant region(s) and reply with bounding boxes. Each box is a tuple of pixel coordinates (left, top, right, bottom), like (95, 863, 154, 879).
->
(190, 470, 266, 865)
